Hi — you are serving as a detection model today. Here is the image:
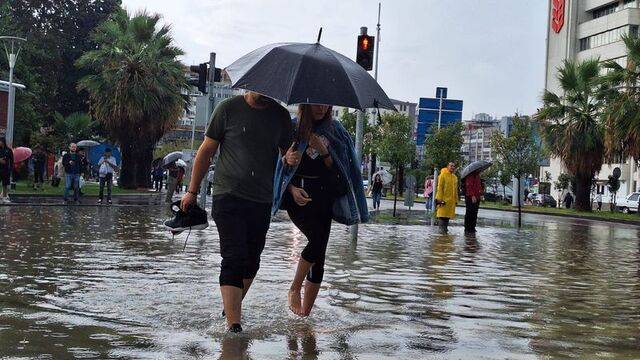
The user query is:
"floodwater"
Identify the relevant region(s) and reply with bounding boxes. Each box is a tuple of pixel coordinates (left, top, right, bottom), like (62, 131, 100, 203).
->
(1, 204, 640, 359)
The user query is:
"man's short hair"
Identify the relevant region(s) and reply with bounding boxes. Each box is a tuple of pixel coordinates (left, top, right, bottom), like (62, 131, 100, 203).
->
(105, 148, 112, 153)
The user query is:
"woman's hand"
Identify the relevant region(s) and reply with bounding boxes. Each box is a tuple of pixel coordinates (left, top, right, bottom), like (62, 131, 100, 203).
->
(289, 185, 312, 206)
(284, 143, 302, 166)
(309, 134, 328, 156)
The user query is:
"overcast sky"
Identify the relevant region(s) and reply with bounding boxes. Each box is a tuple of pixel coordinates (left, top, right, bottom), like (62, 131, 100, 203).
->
(121, 0, 548, 119)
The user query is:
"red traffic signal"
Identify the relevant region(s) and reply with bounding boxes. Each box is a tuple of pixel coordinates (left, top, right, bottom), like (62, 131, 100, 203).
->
(356, 35, 375, 71)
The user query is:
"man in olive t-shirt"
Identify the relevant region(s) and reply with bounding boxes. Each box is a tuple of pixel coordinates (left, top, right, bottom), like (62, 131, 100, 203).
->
(180, 92, 301, 333)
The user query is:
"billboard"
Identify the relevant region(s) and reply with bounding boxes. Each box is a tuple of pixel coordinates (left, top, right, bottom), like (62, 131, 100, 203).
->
(416, 87, 463, 145)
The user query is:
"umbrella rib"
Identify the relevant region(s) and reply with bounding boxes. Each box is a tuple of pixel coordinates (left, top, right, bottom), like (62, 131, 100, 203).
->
(325, 49, 365, 110)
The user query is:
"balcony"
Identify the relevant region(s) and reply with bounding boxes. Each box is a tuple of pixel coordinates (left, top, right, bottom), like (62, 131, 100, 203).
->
(578, 8, 640, 38)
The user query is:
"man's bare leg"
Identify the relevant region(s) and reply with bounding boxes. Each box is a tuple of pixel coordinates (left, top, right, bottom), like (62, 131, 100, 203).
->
(220, 285, 243, 328)
(289, 258, 313, 316)
(301, 280, 321, 317)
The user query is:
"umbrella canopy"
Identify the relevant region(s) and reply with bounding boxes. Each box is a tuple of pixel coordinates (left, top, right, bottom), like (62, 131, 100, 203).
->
(460, 160, 492, 180)
(77, 140, 100, 147)
(175, 159, 187, 168)
(225, 42, 395, 110)
(374, 169, 393, 185)
(163, 151, 182, 165)
(12, 147, 32, 163)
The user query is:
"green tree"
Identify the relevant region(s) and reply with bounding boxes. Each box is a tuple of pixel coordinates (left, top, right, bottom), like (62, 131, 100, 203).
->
(0, 0, 121, 145)
(375, 112, 415, 216)
(422, 122, 464, 175)
(339, 108, 377, 156)
(536, 59, 606, 211)
(601, 34, 640, 162)
(77, 9, 186, 189)
(491, 115, 544, 227)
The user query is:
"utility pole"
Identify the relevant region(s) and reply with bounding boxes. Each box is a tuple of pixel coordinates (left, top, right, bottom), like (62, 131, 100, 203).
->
(430, 93, 444, 225)
(1, 36, 26, 149)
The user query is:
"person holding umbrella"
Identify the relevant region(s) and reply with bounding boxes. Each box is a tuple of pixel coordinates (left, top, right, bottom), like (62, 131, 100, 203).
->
(0, 137, 13, 203)
(165, 162, 180, 204)
(177, 91, 296, 333)
(273, 103, 367, 317)
(435, 162, 458, 234)
(97, 148, 119, 204)
(463, 170, 483, 233)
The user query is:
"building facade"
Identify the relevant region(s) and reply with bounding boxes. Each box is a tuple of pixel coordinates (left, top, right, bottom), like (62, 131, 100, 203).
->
(543, 0, 640, 202)
(461, 114, 501, 163)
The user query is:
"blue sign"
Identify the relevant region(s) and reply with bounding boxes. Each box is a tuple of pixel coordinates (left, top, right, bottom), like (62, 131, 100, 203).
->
(416, 87, 463, 145)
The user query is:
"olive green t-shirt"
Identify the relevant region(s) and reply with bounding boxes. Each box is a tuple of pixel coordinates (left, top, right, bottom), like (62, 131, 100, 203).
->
(205, 95, 292, 203)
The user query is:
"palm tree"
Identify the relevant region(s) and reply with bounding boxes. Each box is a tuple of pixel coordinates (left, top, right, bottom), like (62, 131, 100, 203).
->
(76, 9, 186, 188)
(536, 59, 606, 211)
(601, 34, 640, 162)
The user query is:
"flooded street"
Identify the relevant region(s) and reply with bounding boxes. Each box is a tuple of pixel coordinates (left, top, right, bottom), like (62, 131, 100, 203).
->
(1, 205, 640, 359)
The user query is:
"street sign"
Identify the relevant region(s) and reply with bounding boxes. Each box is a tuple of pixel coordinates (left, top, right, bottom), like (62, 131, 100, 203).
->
(416, 87, 463, 145)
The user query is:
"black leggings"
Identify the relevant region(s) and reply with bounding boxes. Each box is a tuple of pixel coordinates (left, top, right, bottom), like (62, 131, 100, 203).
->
(286, 177, 333, 284)
(212, 194, 272, 288)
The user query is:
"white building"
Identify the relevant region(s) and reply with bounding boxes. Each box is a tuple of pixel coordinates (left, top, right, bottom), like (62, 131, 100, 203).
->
(543, 0, 640, 202)
(461, 114, 501, 163)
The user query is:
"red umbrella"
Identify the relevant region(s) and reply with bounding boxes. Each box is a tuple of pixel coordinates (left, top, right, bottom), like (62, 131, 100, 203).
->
(12, 147, 32, 163)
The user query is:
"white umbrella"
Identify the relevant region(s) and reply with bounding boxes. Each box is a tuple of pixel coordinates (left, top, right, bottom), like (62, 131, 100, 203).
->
(460, 160, 492, 180)
(77, 140, 100, 147)
(163, 151, 182, 165)
(374, 169, 393, 185)
(175, 159, 187, 168)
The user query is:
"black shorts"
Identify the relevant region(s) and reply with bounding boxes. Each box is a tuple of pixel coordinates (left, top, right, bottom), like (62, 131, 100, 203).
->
(212, 194, 272, 288)
(0, 169, 10, 187)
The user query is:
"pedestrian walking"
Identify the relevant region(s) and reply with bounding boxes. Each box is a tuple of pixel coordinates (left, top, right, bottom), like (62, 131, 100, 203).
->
(97, 148, 119, 204)
(563, 192, 574, 209)
(596, 193, 603, 211)
(371, 174, 383, 211)
(424, 175, 434, 212)
(463, 170, 482, 233)
(152, 165, 164, 192)
(62, 143, 82, 203)
(165, 163, 179, 204)
(273, 104, 367, 318)
(32, 146, 47, 191)
(435, 162, 458, 234)
(0, 137, 13, 203)
(175, 92, 295, 333)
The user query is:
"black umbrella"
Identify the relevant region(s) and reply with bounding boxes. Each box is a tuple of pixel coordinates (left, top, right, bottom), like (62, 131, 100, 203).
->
(225, 41, 395, 110)
(460, 160, 492, 180)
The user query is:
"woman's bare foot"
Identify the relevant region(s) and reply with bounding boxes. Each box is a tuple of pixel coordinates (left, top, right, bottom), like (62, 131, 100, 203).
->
(288, 288, 303, 316)
(301, 281, 321, 316)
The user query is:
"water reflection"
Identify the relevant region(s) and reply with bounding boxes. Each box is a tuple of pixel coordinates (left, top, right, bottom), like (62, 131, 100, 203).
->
(1, 206, 640, 358)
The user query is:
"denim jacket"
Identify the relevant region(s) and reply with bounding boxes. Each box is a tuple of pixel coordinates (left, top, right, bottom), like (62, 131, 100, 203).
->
(272, 119, 369, 225)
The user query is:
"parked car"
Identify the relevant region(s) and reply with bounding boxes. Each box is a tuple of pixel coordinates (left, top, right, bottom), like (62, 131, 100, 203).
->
(534, 194, 557, 208)
(617, 192, 639, 213)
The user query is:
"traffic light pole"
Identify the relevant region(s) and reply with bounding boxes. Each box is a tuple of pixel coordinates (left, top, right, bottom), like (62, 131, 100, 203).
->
(350, 109, 366, 241)
(197, 52, 216, 208)
(369, 3, 382, 184)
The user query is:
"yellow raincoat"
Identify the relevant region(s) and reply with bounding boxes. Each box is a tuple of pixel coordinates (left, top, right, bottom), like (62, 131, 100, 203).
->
(435, 167, 458, 219)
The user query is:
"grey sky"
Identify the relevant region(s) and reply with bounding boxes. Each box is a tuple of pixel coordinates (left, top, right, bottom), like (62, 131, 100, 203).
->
(121, 0, 548, 119)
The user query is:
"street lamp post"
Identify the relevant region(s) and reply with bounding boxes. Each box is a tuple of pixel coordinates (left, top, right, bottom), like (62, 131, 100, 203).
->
(1, 36, 26, 149)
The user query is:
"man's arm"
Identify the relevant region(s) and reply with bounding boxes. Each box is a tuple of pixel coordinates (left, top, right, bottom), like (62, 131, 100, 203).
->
(181, 137, 219, 210)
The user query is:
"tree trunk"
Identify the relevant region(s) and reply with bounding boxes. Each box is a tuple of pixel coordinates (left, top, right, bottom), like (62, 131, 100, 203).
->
(119, 143, 137, 189)
(393, 166, 399, 217)
(517, 176, 522, 228)
(398, 166, 405, 197)
(574, 174, 592, 211)
(119, 140, 155, 189)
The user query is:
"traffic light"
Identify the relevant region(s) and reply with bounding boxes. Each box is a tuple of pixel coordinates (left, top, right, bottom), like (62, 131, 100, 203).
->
(189, 63, 208, 93)
(356, 34, 375, 71)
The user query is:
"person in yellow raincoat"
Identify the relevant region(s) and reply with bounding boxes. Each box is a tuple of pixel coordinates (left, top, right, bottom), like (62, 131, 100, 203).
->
(435, 162, 458, 233)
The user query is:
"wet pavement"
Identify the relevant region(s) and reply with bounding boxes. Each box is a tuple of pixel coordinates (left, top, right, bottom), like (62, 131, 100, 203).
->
(1, 204, 640, 359)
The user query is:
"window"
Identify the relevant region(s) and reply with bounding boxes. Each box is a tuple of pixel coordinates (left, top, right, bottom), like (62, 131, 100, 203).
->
(579, 25, 630, 51)
(622, 0, 638, 10)
(629, 194, 639, 202)
(593, 2, 619, 19)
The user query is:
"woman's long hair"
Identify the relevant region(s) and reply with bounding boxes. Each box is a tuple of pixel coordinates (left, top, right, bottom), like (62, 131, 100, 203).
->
(296, 104, 333, 142)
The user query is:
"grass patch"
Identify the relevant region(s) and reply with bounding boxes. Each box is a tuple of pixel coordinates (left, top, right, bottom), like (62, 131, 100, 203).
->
(480, 201, 640, 222)
(10, 179, 149, 196)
